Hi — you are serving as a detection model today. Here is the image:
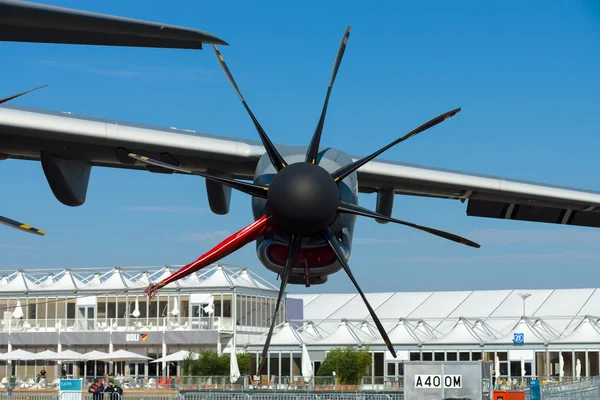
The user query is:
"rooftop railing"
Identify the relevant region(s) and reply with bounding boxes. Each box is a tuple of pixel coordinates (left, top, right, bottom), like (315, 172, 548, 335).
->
(0, 317, 236, 333)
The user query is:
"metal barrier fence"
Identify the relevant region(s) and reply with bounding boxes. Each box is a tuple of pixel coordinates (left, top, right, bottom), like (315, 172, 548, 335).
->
(0, 394, 179, 400)
(183, 394, 404, 400)
(0, 393, 404, 400)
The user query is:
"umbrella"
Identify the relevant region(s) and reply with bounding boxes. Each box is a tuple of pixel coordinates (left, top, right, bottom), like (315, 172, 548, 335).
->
(103, 349, 151, 362)
(171, 299, 179, 316)
(83, 350, 110, 360)
(55, 350, 87, 361)
(0, 349, 36, 361)
(302, 344, 313, 381)
(576, 359, 581, 378)
(151, 350, 198, 363)
(131, 297, 140, 318)
(230, 350, 240, 384)
(34, 350, 59, 360)
(495, 355, 500, 379)
(559, 354, 564, 379)
(12, 300, 23, 319)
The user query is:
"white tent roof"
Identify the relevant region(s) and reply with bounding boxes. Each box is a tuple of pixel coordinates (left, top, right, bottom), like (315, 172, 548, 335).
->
(556, 317, 600, 343)
(428, 318, 485, 345)
(491, 317, 549, 344)
(231, 269, 273, 290)
(312, 320, 373, 346)
(83, 267, 134, 290)
(85, 273, 101, 287)
(298, 321, 324, 339)
(149, 267, 180, 288)
(34, 273, 55, 288)
(253, 322, 311, 346)
(130, 272, 150, 288)
(1, 271, 34, 292)
(34, 270, 83, 291)
(179, 272, 202, 287)
(196, 265, 234, 288)
(384, 319, 429, 345)
(0, 264, 278, 295)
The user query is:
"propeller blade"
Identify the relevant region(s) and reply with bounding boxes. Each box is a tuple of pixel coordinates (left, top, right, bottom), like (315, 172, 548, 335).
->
(0, 85, 48, 105)
(338, 201, 480, 248)
(332, 108, 461, 182)
(144, 214, 277, 298)
(212, 45, 288, 171)
(258, 233, 303, 374)
(128, 153, 268, 198)
(305, 26, 351, 164)
(0, 215, 45, 235)
(322, 227, 396, 357)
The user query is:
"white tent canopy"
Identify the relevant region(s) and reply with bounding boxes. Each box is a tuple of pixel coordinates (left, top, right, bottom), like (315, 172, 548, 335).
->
(1, 271, 34, 292)
(0, 349, 36, 360)
(555, 317, 600, 343)
(491, 317, 549, 345)
(55, 350, 87, 361)
(151, 350, 198, 363)
(312, 320, 372, 346)
(103, 350, 151, 362)
(35, 269, 84, 292)
(429, 318, 485, 345)
(196, 266, 234, 288)
(83, 350, 110, 360)
(33, 350, 59, 360)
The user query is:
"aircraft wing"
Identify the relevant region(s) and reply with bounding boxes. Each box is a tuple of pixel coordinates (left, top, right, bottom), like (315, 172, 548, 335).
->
(0, 0, 227, 49)
(2, 105, 600, 228)
(357, 159, 600, 228)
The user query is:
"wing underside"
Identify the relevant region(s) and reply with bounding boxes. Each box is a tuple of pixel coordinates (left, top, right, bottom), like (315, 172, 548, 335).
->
(1, 105, 600, 228)
(0, 0, 227, 48)
(358, 160, 600, 228)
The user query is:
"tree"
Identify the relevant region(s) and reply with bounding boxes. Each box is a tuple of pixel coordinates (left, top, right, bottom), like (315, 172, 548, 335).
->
(236, 352, 253, 375)
(316, 346, 371, 385)
(182, 350, 254, 376)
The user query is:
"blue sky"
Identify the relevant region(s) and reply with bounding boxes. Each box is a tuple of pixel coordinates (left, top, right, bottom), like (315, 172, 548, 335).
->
(1, 0, 600, 294)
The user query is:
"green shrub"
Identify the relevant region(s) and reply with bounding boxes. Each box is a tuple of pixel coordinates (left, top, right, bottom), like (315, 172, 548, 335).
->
(182, 350, 253, 376)
(316, 346, 371, 385)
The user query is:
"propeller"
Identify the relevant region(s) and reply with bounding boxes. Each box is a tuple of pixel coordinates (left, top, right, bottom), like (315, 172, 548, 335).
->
(0, 85, 47, 235)
(137, 26, 480, 370)
(212, 45, 288, 171)
(257, 233, 303, 374)
(332, 108, 461, 182)
(128, 153, 268, 198)
(0, 215, 45, 235)
(0, 85, 47, 105)
(305, 25, 351, 164)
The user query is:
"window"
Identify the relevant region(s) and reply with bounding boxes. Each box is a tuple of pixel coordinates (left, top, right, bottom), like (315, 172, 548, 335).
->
(387, 363, 395, 376)
(536, 352, 547, 377)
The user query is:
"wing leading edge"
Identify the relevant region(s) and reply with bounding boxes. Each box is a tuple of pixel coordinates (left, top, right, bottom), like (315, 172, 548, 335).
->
(1, 105, 600, 228)
(0, 0, 227, 49)
(358, 159, 600, 228)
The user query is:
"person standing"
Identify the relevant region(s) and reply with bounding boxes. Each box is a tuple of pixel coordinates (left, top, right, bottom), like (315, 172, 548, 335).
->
(104, 379, 123, 400)
(88, 377, 105, 400)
